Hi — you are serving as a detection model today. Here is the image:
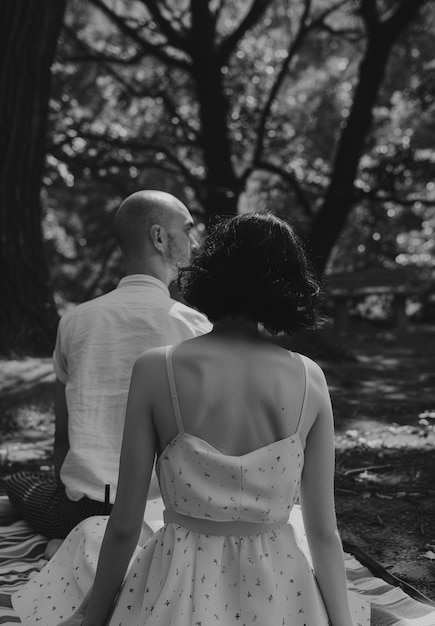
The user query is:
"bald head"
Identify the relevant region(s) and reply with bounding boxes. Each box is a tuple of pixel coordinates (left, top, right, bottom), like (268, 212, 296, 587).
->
(114, 190, 191, 260)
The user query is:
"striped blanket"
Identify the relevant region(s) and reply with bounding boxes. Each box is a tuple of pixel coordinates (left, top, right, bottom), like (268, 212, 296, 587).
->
(1, 497, 434, 625)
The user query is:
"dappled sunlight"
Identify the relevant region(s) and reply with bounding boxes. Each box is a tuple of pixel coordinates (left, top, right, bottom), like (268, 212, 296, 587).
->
(360, 379, 407, 399)
(357, 355, 401, 367)
(1, 326, 435, 599)
(0, 358, 54, 396)
(0, 439, 53, 468)
(336, 420, 435, 452)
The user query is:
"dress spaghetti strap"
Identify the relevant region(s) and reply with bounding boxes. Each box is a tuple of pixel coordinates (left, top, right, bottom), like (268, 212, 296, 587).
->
(294, 353, 310, 435)
(164, 345, 185, 434)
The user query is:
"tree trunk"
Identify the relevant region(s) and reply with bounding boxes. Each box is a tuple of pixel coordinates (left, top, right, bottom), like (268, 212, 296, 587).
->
(0, 0, 66, 355)
(190, 0, 239, 220)
(309, 35, 391, 276)
(308, 1, 427, 277)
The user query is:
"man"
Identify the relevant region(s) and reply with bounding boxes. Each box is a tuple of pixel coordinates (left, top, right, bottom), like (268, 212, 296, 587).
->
(6, 190, 211, 539)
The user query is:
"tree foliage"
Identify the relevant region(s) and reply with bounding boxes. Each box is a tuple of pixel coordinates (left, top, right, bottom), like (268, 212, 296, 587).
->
(43, 0, 434, 307)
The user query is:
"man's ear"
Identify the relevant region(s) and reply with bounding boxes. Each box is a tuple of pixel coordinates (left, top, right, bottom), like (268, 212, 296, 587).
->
(149, 224, 167, 253)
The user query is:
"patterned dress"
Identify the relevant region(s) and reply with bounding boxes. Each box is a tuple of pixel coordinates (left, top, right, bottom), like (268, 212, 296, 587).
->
(13, 348, 370, 625)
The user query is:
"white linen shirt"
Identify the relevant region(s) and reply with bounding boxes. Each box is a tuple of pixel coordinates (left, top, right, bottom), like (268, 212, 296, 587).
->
(53, 274, 211, 503)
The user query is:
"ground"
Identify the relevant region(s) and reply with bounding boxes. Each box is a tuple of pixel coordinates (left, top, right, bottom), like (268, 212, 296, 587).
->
(0, 323, 434, 601)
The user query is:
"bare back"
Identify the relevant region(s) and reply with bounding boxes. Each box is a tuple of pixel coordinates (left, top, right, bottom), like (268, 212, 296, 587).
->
(148, 333, 319, 458)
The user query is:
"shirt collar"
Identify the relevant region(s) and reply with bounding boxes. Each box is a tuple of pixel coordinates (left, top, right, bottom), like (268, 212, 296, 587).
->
(116, 274, 170, 296)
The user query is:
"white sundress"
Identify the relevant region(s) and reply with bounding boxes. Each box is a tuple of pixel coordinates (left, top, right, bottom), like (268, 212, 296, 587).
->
(13, 347, 370, 625)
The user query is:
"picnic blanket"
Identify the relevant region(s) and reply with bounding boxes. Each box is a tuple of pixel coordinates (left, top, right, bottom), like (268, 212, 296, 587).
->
(1, 496, 435, 626)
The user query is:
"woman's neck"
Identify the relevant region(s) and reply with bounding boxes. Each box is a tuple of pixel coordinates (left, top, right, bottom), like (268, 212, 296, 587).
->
(211, 317, 260, 338)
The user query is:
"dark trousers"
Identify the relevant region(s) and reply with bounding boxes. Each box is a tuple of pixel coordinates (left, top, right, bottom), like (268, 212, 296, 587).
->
(5, 471, 112, 539)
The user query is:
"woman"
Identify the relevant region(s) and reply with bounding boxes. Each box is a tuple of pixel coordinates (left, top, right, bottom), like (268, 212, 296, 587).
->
(14, 213, 368, 625)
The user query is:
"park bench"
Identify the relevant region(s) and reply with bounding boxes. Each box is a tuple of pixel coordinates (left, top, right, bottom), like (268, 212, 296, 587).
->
(325, 267, 427, 331)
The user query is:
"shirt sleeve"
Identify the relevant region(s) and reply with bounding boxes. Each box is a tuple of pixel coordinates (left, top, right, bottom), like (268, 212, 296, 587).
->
(52, 315, 68, 384)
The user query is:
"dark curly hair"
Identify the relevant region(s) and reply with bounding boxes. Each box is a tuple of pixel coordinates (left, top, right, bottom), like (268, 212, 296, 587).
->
(178, 212, 320, 335)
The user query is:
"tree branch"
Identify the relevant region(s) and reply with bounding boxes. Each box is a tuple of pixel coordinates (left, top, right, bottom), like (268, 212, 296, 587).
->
(66, 131, 203, 193)
(76, 130, 192, 156)
(357, 0, 379, 31)
(310, 0, 352, 24)
(357, 188, 435, 208)
(308, 0, 430, 275)
(249, 160, 313, 217)
(62, 28, 154, 97)
(383, 0, 429, 35)
(137, 0, 190, 53)
(82, 242, 118, 301)
(359, 0, 428, 38)
(156, 92, 200, 142)
(63, 25, 148, 65)
(251, 0, 352, 167)
(88, 0, 191, 70)
(315, 21, 363, 43)
(218, 0, 275, 66)
(251, 0, 312, 165)
(63, 26, 199, 143)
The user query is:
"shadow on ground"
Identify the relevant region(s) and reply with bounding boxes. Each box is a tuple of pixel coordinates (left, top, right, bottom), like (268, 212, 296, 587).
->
(0, 324, 434, 600)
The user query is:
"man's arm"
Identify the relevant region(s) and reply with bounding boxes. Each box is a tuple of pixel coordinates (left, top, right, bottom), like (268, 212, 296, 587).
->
(54, 378, 69, 482)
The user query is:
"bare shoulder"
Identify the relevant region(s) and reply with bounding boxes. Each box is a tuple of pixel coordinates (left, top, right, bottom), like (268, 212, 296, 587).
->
(125, 348, 169, 409)
(302, 355, 327, 382)
(297, 354, 330, 401)
(132, 346, 166, 380)
(133, 345, 168, 376)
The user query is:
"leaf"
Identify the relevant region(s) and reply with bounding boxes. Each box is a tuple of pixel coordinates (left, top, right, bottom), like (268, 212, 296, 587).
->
(423, 550, 435, 560)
